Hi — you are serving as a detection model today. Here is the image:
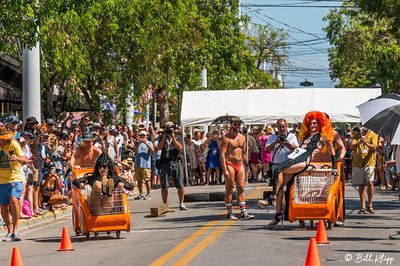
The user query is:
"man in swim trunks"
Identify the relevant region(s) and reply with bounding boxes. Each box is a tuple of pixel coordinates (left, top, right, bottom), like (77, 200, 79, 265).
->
(220, 117, 254, 220)
(71, 131, 102, 169)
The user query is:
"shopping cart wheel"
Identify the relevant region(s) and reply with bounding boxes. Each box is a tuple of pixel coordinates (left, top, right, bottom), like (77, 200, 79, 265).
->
(327, 221, 333, 230)
(85, 234, 90, 240)
(116, 231, 121, 239)
(94, 232, 99, 240)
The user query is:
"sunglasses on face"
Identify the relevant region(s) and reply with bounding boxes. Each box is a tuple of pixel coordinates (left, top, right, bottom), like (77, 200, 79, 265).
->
(99, 165, 108, 169)
(232, 123, 241, 126)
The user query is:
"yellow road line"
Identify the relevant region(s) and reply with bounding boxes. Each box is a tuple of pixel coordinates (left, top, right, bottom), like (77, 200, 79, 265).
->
(172, 187, 263, 266)
(149, 220, 220, 266)
(172, 220, 235, 266)
(150, 185, 264, 266)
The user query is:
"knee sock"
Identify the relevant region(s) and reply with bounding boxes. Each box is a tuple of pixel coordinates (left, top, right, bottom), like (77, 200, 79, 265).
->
(225, 203, 232, 214)
(239, 202, 246, 213)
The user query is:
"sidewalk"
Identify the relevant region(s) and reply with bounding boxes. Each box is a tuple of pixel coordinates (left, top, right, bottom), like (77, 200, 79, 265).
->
(0, 206, 72, 237)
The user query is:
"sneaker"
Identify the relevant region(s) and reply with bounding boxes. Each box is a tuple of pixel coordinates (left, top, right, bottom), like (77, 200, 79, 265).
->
(134, 194, 144, 200)
(240, 210, 255, 220)
(2, 233, 12, 242)
(179, 204, 188, 210)
(226, 212, 238, 221)
(334, 221, 344, 227)
(144, 194, 151, 200)
(11, 231, 21, 241)
(106, 179, 114, 197)
(101, 175, 108, 195)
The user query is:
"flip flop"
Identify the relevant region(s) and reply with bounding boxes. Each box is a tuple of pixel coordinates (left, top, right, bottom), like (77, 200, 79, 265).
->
(358, 208, 368, 214)
(367, 207, 375, 214)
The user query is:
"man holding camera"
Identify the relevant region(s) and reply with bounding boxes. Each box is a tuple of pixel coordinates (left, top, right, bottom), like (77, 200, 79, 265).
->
(258, 118, 298, 208)
(157, 122, 187, 210)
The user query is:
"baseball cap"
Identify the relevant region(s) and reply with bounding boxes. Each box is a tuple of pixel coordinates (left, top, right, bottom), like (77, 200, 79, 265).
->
(46, 118, 55, 125)
(26, 117, 39, 125)
(138, 123, 146, 129)
(21, 131, 34, 139)
(138, 130, 147, 136)
(92, 122, 101, 128)
(166, 121, 174, 127)
(8, 115, 18, 124)
(81, 131, 94, 141)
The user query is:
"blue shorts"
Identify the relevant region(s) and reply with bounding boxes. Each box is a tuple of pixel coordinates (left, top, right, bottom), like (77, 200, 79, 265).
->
(0, 182, 23, 204)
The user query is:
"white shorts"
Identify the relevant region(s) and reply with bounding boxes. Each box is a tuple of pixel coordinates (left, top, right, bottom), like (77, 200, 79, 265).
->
(352, 167, 375, 186)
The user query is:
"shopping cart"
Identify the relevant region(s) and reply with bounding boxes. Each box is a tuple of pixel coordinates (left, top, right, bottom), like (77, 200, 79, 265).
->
(288, 162, 345, 225)
(71, 168, 131, 240)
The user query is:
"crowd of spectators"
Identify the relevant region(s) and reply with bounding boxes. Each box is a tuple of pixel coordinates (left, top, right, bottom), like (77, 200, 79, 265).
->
(0, 111, 398, 240)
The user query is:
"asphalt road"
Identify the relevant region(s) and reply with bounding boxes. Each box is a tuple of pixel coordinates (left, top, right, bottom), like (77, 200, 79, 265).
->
(0, 183, 399, 266)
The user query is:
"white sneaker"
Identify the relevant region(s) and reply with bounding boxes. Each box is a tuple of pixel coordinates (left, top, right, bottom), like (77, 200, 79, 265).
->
(2, 233, 12, 242)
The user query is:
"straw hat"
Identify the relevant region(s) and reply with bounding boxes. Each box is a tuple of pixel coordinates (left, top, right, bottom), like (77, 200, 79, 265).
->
(121, 158, 133, 168)
(0, 125, 15, 140)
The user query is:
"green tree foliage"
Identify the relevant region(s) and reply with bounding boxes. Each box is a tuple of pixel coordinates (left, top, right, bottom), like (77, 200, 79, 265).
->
(324, 1, 400, 91)
(1, 0, 288, 123)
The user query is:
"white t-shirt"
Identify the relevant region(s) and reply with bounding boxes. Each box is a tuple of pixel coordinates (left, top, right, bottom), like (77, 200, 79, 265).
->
(265, 133, 299, 164)
(395, 145, 400, 174)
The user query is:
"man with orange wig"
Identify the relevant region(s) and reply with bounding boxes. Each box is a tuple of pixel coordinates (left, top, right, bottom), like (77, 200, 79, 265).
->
(268, 111, 337, 227)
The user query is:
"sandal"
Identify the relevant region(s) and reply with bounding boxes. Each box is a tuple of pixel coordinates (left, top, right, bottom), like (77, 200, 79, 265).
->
(367, 207, 375, 214)
(358, 208, 368, 214)
(268, 212, 283, 226)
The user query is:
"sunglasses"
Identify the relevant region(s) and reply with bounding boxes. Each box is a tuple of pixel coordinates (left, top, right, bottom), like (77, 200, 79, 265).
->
(99, 165, 108, 169)
(232, 123, 241, 126)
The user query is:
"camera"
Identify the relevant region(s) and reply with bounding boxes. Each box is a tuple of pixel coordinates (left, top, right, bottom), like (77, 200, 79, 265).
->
(279, 136, 286, 142)
(164, 124, 173, 135)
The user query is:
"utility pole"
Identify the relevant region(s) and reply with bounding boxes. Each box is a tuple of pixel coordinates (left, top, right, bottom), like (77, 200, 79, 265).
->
(23, 43, 41, 122)
(201, 67, 207, 88)
(125, 86, 134, 130)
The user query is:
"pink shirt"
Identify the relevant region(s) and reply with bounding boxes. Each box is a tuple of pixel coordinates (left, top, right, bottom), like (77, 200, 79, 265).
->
(259, 135, 272, 163)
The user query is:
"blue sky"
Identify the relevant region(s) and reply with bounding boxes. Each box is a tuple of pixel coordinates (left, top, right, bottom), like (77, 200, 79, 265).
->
(241, 0, 341, 88)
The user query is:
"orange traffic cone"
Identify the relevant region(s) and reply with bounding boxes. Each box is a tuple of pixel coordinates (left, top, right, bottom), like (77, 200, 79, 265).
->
(11, 247, 23, 266)
(315, 220, 329, 244)
(58, 227, 74, 251)
(304, 238, 321, 266)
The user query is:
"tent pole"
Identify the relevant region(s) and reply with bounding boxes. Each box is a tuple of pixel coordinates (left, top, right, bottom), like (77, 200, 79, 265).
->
(245, 125, 249, 184)
(182, 126, 190, 187)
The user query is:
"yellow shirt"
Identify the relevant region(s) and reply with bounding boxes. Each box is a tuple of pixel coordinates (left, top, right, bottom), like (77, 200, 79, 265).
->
(351, 131, 378, 168)
(0, 139, 25, 184)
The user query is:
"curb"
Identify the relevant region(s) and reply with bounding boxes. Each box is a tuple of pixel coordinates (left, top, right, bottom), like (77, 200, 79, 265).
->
(0, 206, 72, 237)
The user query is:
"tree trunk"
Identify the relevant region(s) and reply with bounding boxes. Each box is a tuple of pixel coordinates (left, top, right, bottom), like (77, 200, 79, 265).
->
(156, 84, 170, 126)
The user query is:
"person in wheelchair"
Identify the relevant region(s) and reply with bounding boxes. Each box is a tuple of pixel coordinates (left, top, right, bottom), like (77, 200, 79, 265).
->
(72, 154, 133, 214)
(268, 111, 337, 227)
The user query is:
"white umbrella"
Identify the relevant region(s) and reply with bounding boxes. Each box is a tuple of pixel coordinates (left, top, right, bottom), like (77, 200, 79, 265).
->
(357, 93, 400, 144)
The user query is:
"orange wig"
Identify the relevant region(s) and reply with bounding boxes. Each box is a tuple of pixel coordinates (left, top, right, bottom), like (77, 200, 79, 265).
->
(298, 111, 334, 144)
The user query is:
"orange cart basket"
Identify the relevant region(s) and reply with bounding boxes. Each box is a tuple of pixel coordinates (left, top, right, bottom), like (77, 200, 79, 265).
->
(288, 162, 345, 224)
(71, 168, 131, 240)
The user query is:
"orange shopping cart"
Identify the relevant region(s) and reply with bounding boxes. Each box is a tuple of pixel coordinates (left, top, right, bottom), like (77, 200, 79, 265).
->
(71, 168, 131, 240)
(288, 162, 345, 226)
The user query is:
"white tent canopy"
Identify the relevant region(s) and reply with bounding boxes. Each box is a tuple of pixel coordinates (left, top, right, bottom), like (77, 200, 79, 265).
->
(181, 88, 382, 126)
